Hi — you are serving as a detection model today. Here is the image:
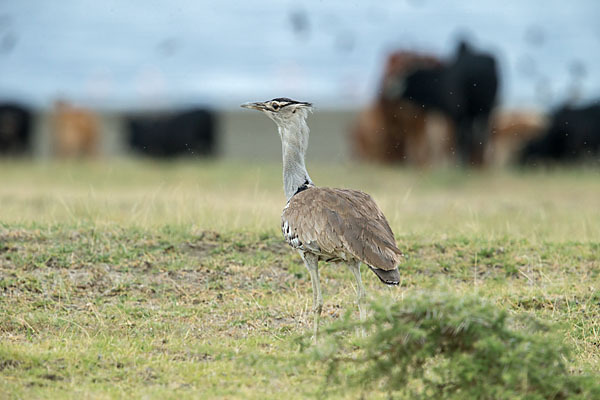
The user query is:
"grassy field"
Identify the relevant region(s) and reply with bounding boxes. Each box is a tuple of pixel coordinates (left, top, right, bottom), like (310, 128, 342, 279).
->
(0, 160, 599, 398)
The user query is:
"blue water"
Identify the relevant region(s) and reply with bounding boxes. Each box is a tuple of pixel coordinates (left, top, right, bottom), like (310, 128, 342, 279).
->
(0, 0, 598, 110)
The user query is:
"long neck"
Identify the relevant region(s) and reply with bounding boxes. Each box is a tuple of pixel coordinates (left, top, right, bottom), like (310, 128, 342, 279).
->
(278, 117, 313, 201)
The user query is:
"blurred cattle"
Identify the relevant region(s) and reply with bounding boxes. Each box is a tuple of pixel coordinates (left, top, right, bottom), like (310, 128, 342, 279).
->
(487, 110, 547, 166)
(127, 109, 216, 157)
(520, 102, 600, 164)
(353, 101, 454, 166)
(0, 103, 32, 155)
(394, 41, 499, 166)
(352, 51, 454, 166)
(52, 101, 100, 158)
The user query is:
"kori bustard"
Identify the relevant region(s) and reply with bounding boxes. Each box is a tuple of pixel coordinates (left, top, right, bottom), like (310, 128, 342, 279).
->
(241, 98, 402, 339)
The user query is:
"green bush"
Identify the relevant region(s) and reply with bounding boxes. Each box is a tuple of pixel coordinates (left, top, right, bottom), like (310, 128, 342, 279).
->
(305, 292, 600, 399)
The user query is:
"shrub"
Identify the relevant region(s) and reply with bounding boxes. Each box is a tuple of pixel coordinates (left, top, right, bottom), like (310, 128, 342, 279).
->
(305, 292, 600, 399)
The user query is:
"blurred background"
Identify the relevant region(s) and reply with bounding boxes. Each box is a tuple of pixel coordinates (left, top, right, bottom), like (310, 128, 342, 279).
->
(0, 0, 599, 166)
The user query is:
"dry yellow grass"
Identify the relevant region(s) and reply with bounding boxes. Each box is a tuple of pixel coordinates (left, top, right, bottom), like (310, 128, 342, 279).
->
(1, 160, 598, 241)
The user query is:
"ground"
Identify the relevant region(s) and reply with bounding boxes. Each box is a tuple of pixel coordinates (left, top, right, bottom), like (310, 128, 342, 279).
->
(0, 160, 599, 399)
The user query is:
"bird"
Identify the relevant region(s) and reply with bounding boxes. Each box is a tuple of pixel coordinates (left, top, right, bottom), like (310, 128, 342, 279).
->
(241, 98, 403, 339)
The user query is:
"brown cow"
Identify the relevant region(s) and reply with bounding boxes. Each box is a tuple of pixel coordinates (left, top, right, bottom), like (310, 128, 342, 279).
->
(352, 51, 454, 166)
(52, 101, 100, 158)
(486, 110, 547, 166)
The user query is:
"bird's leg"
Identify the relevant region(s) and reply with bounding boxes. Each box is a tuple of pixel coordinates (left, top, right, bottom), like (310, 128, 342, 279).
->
(301, 252, 322, 342)
(348, 261, 367, 337)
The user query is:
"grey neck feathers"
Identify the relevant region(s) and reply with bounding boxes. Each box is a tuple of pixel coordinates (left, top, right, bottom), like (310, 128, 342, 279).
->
(278, 114, 313, 201)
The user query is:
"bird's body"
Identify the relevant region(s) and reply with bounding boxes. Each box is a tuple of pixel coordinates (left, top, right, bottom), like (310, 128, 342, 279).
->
(282, 186, 401, 284)
(241, 97, 402, 339)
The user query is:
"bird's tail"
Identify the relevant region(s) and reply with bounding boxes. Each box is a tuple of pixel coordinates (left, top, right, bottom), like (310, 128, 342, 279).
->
(369, 266, 400, 285)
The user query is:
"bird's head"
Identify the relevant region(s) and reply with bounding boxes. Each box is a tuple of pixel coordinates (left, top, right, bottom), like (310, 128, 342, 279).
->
(241, 98, 313, 127)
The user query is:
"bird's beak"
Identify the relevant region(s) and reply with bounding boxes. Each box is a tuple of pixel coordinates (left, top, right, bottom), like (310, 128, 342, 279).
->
(240, 101, 267, 111)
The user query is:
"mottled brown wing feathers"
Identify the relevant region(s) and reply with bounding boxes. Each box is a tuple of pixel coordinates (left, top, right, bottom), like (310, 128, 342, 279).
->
(282, 187, 402, 271)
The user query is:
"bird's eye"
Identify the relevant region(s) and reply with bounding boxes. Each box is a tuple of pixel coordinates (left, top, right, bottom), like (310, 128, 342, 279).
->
(272, 103, 280, 110)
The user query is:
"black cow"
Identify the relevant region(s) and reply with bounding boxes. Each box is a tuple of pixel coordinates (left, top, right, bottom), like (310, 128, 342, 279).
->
(396, 41, 499, 165)
(0, 103, 32, 155)
(127, 109, 216, 157)
(520, 102, 600, 164)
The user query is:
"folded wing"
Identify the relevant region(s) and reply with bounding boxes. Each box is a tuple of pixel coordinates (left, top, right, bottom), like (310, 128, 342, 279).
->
(282, 187, 403, 279)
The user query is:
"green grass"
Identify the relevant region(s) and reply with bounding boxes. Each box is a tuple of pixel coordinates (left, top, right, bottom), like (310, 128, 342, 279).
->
(0, 160, 599, 398)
